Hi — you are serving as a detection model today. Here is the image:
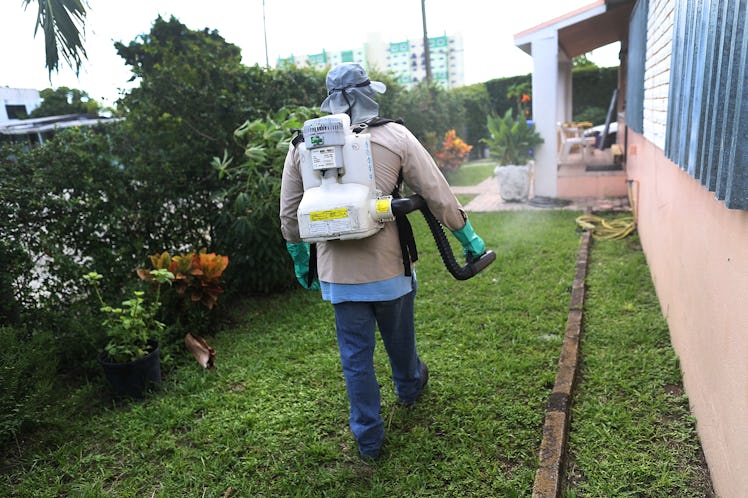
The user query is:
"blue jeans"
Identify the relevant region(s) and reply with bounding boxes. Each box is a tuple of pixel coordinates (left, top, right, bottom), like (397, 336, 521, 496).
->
(333, 279, 424, 458)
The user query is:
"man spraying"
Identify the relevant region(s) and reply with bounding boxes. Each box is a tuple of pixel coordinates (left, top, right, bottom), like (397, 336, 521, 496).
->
(280, 63, 487, 460)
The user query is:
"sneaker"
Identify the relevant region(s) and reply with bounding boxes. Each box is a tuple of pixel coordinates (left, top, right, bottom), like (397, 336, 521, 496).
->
(399, 361, 429, 408)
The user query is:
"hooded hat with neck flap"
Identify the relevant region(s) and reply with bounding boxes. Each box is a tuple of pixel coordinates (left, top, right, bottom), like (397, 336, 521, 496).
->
(320, 63, 386, 125)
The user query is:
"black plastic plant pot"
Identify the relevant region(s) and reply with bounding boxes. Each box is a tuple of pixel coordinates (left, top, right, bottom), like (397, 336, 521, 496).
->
(98, 340, 161, 400)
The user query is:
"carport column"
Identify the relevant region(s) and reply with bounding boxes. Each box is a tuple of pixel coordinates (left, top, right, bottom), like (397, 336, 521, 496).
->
(531, 34, 562, 198)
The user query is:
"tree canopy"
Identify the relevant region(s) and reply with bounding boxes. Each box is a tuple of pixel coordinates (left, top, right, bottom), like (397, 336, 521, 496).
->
(30, 87, 100, 117)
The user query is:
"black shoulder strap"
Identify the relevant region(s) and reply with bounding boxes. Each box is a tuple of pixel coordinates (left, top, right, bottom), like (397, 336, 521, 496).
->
(370, 116, 405, 127)
(291, 128, 304, 147)
(352, 117, 405, 134)
(391, 169, 418, 276)
(307, 243, 318, 288)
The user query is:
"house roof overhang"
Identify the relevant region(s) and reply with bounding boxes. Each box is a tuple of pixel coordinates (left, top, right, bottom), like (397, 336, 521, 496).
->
(513, 0, 634, 59)
(0, 114, 124, 135)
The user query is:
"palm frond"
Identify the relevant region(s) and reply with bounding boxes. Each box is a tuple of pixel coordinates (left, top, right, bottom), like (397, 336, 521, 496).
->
(23, 0, 88, 75)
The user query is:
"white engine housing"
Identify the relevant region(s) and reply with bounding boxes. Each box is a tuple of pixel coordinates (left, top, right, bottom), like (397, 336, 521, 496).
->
(297, 114, 393, 242)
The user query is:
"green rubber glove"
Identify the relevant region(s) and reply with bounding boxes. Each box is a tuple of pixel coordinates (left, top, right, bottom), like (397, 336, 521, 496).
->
(286, 242, 320, 290)
(451, 219, 486, 261)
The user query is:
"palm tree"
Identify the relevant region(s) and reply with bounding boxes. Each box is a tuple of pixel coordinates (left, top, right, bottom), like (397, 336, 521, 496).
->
(23, 0, 88, 75)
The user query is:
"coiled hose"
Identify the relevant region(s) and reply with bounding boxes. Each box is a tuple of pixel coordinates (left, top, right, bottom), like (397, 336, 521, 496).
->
(575, 214, 636, 240)
(391, 194, 495, 280)
(575, 179, 638, 240)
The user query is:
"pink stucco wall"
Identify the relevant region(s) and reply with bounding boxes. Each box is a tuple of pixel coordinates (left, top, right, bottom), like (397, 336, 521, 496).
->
(557, 171, 628, 198)
(625, 130, 748, 497)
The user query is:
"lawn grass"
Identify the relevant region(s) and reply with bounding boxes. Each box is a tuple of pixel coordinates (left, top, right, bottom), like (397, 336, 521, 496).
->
(1, 211, 710, 497)
(563, 232, 714, 496)
(446, 158, 495, 186)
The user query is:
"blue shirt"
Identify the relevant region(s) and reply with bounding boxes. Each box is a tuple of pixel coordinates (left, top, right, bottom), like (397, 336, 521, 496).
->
(321, 272, 415, 304)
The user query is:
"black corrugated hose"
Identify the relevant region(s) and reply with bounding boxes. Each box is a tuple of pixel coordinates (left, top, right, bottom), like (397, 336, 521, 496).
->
(391, 194, 496, 281)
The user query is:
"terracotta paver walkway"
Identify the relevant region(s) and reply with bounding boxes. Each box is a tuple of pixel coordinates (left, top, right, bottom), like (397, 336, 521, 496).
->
(451, 177, 630, 212)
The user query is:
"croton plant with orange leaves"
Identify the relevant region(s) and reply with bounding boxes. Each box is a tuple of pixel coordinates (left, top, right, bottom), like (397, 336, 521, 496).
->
(433, 129, 473, 172)
(137, 250, 229, 310)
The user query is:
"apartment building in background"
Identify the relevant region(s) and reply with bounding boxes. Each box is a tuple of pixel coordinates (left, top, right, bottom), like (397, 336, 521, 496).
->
(277, 33, 464, 90)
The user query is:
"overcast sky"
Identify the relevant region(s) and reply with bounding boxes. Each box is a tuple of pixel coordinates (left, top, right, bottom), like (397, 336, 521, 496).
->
(0, 0, 619, 106)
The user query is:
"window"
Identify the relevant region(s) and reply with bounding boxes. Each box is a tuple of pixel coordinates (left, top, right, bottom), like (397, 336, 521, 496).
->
(5, 105, 28, 119)
(625, 0, 647, 135)
(664, 0, 748, 209)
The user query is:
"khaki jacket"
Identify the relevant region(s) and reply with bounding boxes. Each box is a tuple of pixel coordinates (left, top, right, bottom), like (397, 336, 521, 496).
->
(280, 121, 467, 284)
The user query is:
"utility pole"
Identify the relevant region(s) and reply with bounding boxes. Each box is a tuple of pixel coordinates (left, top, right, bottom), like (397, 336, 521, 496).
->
(262, 0, 270, 69)
(421, 0, 432, 84)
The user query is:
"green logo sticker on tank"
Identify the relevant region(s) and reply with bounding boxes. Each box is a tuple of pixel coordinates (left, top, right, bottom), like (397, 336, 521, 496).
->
(310, 136, 324, 146)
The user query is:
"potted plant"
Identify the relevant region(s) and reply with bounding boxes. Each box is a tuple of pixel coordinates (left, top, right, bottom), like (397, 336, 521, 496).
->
(481, 109, 544, 202)
(84, 268, 174, 400)
(137, 250, 229, 370)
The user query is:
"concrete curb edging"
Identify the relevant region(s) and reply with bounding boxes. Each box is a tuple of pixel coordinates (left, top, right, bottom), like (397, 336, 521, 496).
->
(532, 229, 592, 497)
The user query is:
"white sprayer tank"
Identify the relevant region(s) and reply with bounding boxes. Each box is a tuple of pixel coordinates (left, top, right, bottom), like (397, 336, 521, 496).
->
(296, 114, 393, 242)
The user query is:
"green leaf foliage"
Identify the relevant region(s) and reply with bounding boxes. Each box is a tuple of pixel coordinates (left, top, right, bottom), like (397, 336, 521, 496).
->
(450, 83, 492, 157)
(30, 87, 100, 118)
(0, 326, 58, 446)
(111, 16, 327, 292)
(481, 109, 544, 166)
(1, 17, 328, 379)
(214, 106, 320, 294)
(0, 240, 29, 325)
(485, 74, 532, 116)
(571, 66, 619, 124)
(113, 16, 252, 258)
(0, 127, 135, 306)
(23, 0, 87, 75)
(389, 81, 465, 144)
(482, 65, 619, 127)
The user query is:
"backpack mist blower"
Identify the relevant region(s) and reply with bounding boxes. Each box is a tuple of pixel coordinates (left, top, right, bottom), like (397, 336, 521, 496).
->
(294, 113, 495, 281)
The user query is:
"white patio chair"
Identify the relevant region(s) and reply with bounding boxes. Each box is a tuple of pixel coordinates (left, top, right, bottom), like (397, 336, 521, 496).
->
(557, 123, 596, 162)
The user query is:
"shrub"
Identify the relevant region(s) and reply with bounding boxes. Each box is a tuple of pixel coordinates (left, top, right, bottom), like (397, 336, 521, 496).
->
(137, 250, 229, 335)
(450, 83, 492, 157)
(573, 106, 608, 126)
(0, 326, 58, 446)
(213, 106, 319, 294)
(432, 129, 473, 175)
(481, 109, 544, 166)
(0, 127, 145, 371)
(0, 239, 29, 326)
(485, 74, 531, 116)
(389, 82, 465, 144)
(507, 81, 532, 119)
(571, 66, 619, 120)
